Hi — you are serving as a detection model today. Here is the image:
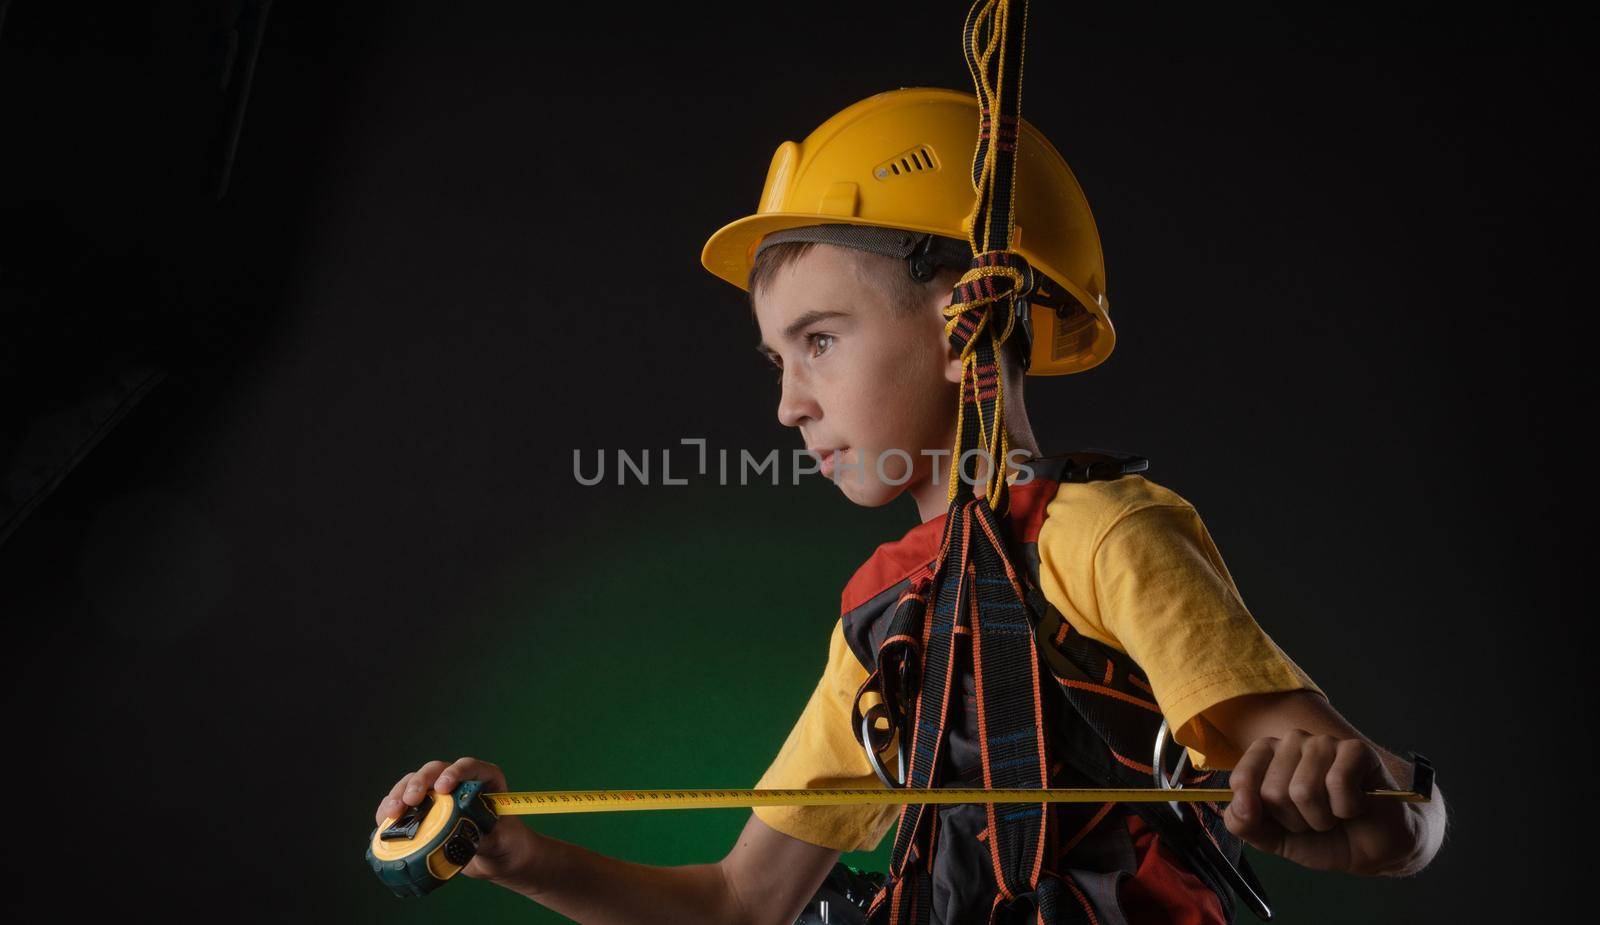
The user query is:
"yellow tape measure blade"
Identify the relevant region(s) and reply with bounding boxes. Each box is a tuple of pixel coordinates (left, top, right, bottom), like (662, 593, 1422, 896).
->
(480, 786, 1428, 816)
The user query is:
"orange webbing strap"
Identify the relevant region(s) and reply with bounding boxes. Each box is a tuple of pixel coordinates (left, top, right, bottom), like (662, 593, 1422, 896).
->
(967, 500, 1052, 907)
(871, 2, 1081, 922)
(871, 501, 973, 924)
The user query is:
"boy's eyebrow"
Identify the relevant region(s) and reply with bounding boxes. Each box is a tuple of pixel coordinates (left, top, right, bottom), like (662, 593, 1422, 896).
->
(755, 309, 850, 357)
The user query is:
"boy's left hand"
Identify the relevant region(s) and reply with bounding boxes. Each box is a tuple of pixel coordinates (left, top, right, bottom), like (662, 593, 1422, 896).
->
(1222, 730, 1425, 876)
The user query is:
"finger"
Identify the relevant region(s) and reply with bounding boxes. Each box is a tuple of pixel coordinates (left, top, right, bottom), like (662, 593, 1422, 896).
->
(375, 773, 417, 825)
(400, 760, 450, 806)
(1328, 739, 1386, 820)
(1287, 735, 1340, 832)
(435, 757, 508, 795)
(1258, 729, 1312, 834)
(1226, 736, 1274, 824)
(1224, 737, 1284, 852)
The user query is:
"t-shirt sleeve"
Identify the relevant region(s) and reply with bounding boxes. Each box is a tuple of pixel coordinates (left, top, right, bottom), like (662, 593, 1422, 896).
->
(1090, 502, 1326, 770)
(751, 617, 900, 853)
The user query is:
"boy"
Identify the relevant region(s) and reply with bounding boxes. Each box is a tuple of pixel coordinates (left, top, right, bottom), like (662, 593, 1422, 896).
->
(370, 88, 1447, 923)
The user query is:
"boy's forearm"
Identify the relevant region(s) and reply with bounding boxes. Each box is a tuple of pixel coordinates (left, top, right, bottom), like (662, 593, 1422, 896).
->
(490, 827, 753, 925)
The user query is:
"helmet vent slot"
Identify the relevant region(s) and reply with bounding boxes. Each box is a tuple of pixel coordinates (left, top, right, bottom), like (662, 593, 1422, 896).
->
(874, 145, 939, 180)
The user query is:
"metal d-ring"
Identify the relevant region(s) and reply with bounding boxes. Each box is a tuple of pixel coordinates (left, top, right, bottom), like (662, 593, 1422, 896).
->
(1152, 717, 1188, 820)
(1153, 719, 1275, 920)
(860, 703, 908, 789)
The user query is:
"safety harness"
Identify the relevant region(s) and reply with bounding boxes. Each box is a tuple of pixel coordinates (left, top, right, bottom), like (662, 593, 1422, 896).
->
(842, 3, 1269, 922)
(846, 452, 1270, 923)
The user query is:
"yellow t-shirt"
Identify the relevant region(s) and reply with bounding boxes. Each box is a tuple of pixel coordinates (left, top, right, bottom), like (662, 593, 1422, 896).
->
(752, 474, 1324, 853)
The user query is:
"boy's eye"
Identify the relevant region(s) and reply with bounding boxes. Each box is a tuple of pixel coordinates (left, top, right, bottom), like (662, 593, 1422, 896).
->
(806, 333, 835, 357)
(765, 334, 834, 382)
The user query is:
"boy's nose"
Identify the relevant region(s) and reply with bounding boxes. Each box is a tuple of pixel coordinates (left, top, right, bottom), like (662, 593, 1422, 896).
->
(776, 370, 820, 428)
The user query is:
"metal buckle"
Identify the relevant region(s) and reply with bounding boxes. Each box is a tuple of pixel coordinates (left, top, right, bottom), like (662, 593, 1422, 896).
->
(1154, 719, 1275, 921)
(1011, 259, 1037, 373)
(1152, 717, 1190, 819)
(860, 703, 908, 789)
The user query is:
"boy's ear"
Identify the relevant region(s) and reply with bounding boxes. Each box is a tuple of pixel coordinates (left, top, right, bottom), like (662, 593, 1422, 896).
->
(929, 273, 968, 386)
(943, 336, 966, 385)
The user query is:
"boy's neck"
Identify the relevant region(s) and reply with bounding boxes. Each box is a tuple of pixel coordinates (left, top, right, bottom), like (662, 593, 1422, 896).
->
(910, 403, 1041, 524)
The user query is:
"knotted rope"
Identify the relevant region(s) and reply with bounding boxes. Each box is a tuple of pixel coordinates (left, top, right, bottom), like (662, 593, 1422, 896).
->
(942, 0, 1033, 511)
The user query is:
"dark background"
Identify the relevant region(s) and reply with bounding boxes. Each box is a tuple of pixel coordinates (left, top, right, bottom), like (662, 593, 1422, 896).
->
(1, 2, 1586, 921)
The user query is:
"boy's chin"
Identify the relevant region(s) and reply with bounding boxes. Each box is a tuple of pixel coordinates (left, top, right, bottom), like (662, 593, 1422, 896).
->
(830, 473, 909, 508)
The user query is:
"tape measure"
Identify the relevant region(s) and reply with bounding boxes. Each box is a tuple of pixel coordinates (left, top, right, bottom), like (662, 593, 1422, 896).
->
(365, 754, 1434, 898)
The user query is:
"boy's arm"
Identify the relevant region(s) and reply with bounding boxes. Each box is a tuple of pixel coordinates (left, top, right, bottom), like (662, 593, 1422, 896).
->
(486, 810, 840, 925)
(1202, 689, 1448, 877)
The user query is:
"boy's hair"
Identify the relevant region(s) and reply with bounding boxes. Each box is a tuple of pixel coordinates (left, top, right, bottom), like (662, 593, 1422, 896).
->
(749, 241, 1028, 376)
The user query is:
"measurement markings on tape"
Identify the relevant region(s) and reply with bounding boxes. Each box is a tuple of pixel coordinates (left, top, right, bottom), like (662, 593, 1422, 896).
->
(479, 785, 1429, 815)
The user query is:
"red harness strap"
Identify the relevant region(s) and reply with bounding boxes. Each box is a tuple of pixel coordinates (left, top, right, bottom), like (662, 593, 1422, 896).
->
(1121, 815, 1228, 925)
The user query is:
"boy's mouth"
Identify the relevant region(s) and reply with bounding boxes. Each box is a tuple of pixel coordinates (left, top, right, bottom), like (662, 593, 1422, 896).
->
(813, 446, 848, 478)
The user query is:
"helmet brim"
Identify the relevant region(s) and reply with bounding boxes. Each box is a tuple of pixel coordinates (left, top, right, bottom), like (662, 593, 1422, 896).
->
(701, 212, 964, 292)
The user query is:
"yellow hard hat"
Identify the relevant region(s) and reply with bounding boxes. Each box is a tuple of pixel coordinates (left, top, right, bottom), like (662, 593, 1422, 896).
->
(700, 85, 1113, 376)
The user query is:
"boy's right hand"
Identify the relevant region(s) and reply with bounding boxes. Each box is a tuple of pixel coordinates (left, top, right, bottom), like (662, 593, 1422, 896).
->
(374, 756, 540, 885)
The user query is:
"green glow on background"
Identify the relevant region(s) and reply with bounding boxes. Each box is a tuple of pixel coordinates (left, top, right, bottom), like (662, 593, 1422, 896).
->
(347, 477, 1389, 922)
(354, 477, 893, 921)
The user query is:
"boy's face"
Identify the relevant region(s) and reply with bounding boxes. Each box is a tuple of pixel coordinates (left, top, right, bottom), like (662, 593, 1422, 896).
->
(753, 243, 964, 507)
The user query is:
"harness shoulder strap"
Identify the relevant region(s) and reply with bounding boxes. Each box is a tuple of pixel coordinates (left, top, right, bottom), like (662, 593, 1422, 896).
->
(1024, 448, 1149, 485)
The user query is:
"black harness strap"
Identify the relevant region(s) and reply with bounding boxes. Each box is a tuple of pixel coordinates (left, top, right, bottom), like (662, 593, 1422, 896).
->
(860, 2, 1269, 921)
(968, 500, 1049, 907)
(849, 452, 1267, 923)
